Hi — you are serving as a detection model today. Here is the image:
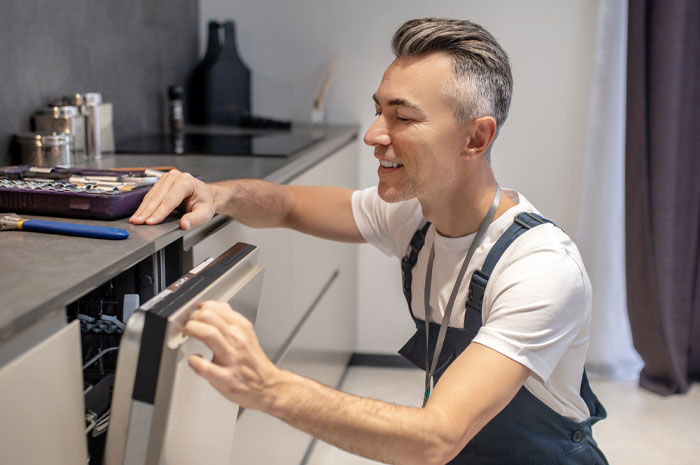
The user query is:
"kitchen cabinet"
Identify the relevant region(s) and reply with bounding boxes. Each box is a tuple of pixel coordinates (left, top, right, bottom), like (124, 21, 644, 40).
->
(0, 127, 359, 465)
(228, 139, 358, 464)
(0, 318, 87, 464)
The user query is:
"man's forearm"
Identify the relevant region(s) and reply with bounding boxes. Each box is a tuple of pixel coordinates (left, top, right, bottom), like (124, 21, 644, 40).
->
(265, 370, 458, 465)
(209, 180, 364, 242)
(210, 179, 293, 229)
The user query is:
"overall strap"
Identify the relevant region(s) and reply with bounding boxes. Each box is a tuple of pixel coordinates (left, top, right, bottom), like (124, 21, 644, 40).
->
(401, 221, 431, 320)
(464, 212, 555, 332)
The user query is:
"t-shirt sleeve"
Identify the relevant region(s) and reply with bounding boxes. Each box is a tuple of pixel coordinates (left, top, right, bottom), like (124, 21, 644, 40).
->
(351, 187, 424, 258)
(472, 229, 591, 382)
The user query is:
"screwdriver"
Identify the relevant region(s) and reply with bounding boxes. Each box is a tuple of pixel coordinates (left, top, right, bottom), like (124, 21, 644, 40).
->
(0, 214, 129, 240)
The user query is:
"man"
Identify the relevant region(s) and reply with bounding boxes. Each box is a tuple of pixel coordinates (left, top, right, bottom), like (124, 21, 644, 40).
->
(130, 18, 607, 465)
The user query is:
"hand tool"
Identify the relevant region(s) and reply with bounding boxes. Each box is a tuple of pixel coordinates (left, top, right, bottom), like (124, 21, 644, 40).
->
(0, 213, 129, 239)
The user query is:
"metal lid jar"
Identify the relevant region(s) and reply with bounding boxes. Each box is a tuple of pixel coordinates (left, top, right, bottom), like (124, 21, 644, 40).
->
(15, 133, 72, 167)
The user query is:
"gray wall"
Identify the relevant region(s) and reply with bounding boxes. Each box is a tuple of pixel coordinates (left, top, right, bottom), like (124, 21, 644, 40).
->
(0, 0, 199, 166)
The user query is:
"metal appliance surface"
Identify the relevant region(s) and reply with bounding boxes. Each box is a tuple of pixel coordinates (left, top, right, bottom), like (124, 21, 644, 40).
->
(104, 242, 264, 465)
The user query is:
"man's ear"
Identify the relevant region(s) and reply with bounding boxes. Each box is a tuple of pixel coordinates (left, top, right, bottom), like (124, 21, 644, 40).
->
(462, 116, 497, 159)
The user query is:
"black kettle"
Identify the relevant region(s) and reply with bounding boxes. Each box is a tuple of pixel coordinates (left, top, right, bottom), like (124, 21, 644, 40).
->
(185, 20, 251, 126)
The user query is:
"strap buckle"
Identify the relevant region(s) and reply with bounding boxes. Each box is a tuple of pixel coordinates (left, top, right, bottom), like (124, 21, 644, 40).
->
(466, 270, 489, 312)
(514, 212, 541, 229)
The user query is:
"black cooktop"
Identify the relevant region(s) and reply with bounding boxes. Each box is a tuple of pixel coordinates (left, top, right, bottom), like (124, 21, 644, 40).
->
(116, 132, 322, 157)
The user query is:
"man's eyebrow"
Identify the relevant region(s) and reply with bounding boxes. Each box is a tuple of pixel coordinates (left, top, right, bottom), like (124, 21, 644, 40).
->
(372, 93, 423, 112)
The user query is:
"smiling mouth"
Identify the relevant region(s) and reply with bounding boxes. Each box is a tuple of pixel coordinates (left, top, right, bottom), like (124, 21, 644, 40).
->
(379, 160, 403, 168)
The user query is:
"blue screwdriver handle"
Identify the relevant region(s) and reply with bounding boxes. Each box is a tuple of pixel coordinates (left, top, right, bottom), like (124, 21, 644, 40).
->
(20, 219, 129, 240)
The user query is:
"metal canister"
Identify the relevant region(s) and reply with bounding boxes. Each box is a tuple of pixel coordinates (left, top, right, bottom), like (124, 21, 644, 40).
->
(33, 105, 87, 161)
(64, 92, 115, 158)
(83, 92, 102, 159)
(15, 133, 72, 167)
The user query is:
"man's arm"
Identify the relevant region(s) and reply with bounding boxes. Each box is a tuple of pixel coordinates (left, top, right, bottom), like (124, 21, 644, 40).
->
(129, 170, 364, 242)
(185, 301, 531, 465)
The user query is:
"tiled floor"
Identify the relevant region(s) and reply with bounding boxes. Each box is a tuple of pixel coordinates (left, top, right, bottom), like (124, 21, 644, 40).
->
(305, 366, 700, 465)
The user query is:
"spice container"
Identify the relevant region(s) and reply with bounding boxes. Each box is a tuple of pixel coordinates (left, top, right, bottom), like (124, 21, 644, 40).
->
(15, 133, 72, 167)
(33, 105, 87, 161)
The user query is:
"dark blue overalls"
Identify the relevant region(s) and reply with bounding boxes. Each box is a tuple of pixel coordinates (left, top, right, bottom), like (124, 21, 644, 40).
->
(398, 212, 609, 465)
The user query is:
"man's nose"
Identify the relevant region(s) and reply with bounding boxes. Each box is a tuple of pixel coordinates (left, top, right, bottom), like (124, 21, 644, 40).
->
(364, 117, 390, 147)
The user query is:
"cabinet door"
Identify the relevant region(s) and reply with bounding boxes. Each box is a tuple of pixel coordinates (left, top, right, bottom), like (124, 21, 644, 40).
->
(229, 142, 359, 465)
(0, 319, 88, 465)
(229, 267, 349, 465)
(289, 141, 358, 367)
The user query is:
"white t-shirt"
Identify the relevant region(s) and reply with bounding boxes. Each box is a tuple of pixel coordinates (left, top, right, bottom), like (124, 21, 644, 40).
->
(351, 186, 592, 422)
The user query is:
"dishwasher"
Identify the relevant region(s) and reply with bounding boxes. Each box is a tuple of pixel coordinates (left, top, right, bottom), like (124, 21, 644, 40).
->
(69, 241, 264, 465)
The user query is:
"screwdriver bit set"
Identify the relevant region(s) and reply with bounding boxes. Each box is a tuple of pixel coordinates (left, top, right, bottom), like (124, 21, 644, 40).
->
(0, 165, 161, 220)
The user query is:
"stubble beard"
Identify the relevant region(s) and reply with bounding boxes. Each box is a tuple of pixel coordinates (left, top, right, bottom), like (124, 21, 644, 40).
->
(377, 176, 419, 203)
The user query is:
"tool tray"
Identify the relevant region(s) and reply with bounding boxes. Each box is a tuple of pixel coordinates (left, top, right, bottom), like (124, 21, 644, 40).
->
(0, 166, 155, 220)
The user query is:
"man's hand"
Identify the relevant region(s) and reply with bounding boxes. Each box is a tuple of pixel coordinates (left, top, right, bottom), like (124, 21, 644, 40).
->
(183, 300, 280, 411)
(129, 169, 217, 230)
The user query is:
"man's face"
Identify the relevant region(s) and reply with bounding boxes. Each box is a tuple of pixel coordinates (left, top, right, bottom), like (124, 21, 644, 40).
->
(364, 52, 470, 203)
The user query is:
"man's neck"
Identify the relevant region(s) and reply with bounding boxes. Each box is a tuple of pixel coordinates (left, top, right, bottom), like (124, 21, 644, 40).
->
(419, 172, 515, 238)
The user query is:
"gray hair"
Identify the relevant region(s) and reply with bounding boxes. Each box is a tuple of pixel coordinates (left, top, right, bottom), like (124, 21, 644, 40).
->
(392, 18, 513, 135)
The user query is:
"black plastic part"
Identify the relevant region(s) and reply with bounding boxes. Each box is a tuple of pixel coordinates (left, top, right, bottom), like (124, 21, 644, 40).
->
(132, 311, 167, 404)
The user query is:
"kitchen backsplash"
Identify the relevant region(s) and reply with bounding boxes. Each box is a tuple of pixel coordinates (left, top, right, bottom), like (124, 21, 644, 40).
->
(0, 0, 199, 166)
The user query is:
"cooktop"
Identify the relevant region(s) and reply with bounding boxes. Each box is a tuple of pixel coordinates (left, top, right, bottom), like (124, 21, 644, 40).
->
(116, 132, 322, 157)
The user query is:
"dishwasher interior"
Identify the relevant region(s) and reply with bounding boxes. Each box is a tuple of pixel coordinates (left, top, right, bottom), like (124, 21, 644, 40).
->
(66, 241, 182, 464)
(65, 240, 264, 465)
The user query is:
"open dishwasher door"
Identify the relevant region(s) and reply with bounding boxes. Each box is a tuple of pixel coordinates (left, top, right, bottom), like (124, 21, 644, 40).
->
(104, 242, 264, 465)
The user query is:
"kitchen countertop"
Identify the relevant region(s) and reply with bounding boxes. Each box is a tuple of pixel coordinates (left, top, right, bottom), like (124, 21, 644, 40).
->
(0, 125, 358, 344)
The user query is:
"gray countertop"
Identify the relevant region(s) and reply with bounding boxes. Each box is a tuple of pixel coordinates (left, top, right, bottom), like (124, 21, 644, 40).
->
(0, 125, 358, 343)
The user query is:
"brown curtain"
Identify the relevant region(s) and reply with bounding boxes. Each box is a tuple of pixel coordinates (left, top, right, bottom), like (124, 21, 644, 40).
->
(625, 0, 700, 395)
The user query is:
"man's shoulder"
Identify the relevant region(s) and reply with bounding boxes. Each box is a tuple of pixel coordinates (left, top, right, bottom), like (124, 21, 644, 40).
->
(352, 187, 425, 258)
(485, 191, 588, 288)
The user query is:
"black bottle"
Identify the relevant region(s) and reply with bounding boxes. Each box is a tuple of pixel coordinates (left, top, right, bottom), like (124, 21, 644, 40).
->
(208, 20, 251, 125)
(168, 85, 184, 133)
(184, 21, 222, 125)
(168, 85, 185, 153)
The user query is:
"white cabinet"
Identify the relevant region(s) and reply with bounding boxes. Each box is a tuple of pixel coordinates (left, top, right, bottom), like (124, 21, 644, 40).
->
(0, 319, 87, 465)
(229, 141, 358, 464)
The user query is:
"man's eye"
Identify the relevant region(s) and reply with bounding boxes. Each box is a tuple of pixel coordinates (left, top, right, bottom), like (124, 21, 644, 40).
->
(374, 111, 381, 117)
(396, 116, 412, 123)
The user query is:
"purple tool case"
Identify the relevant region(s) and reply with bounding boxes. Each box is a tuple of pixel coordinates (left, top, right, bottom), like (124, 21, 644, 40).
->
(0, 166, 154, 220)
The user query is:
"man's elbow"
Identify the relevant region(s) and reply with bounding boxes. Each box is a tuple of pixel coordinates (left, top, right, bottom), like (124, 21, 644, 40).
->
(407, 434, 468, 465)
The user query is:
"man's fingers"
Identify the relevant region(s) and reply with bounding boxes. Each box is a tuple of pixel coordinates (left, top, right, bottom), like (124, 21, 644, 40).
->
(130, 170, 216, 229)
(145, 174, 198, 225)
(130, 170, 181, 223)
(188, 354, 230, 383)
(183, 320, 234, 364)
(199, 300, 239, 325)
(190, 305, 232, 334)
(181, 201, 214, 230)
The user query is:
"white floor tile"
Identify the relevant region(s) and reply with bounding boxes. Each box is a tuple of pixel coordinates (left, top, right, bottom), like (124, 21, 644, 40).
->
(589, 377, 700, 465)
(305, 367, 423, 465)
(305, 367, 700, 465)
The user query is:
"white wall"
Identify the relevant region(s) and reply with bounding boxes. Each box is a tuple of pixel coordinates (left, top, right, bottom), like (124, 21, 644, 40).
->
(199, 0, 600, 353)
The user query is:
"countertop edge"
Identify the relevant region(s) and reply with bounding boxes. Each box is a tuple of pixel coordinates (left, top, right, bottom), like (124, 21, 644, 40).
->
(0, 126, 359, 346)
